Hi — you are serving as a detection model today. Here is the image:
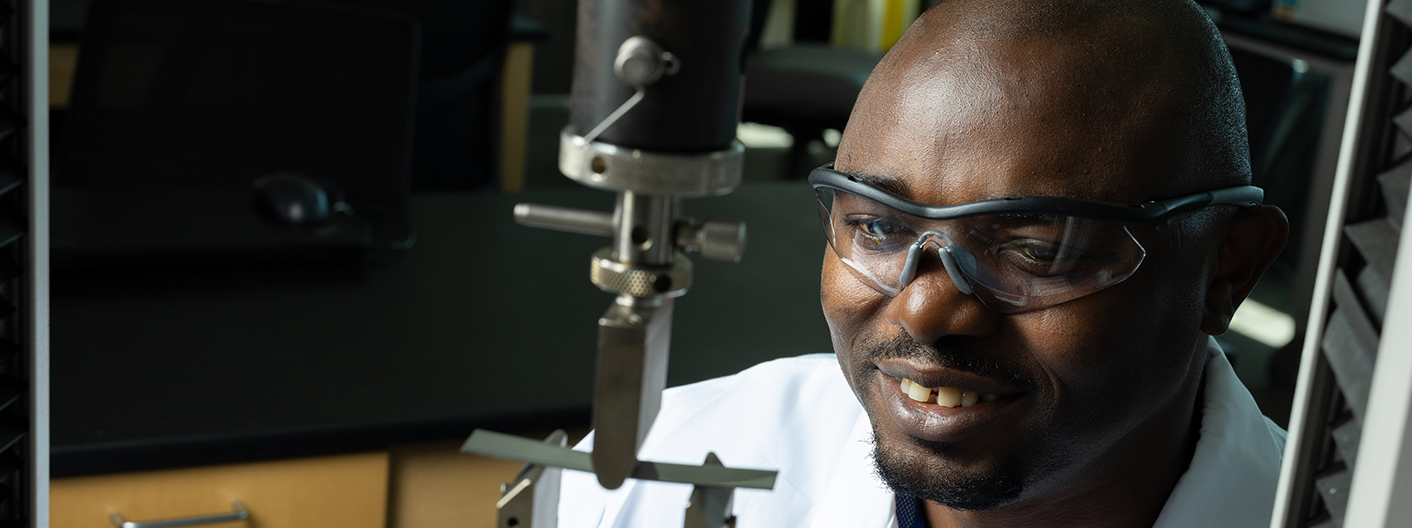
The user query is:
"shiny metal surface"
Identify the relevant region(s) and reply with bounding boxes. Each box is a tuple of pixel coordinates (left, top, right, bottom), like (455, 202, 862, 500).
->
(559, 129, 745, 197)
(513, 203, 614, 237)
(614, 36, 678, 88)
(590, 249, 692, 298)
(493, 0, 764, 516)
(684, 453, 736, 528)
(109, 500, 249, 528)
(612, 192, 675, 265)
(590, 298, 673, 489)
(676, 218, 747, 263)
(494, 430, 566, 528)
(461, 430, 778, 489)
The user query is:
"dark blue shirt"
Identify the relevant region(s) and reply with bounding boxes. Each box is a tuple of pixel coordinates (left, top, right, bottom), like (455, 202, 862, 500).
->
(895, 494, 927, 528)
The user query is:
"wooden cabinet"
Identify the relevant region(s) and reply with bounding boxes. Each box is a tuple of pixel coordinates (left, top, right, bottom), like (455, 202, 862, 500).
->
(388, 432, 586, 528)
(50, 433, 575, 527)
(388, 442, 522, 528)
(51, 451, 389, 528)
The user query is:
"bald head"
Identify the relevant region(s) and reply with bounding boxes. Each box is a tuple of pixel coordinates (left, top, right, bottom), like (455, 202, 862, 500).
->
(837, 0, 1249, 202)
(822, 3, 1291, 520)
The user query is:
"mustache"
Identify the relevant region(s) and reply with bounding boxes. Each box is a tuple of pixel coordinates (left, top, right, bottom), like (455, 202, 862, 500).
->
(863, 333, 1032, 388)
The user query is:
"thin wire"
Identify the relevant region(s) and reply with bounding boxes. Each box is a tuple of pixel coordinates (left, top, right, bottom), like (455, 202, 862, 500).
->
(582, 88, 645, 143)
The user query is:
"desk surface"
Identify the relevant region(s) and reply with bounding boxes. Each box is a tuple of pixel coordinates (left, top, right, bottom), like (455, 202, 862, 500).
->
(52, 182, 833, 476)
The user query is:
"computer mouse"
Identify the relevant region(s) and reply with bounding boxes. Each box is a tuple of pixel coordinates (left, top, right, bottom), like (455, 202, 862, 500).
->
(253, 172, 330, 225)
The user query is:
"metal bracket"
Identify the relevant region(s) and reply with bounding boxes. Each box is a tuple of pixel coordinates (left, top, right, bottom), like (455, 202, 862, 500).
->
(462, 429, 777, 490)
(684, 453, 737, 528)
(591, 298, 674, 489)
(492, 430, 568, 528)
(109, 500, 249, 528)
(559, 128, 745, 197)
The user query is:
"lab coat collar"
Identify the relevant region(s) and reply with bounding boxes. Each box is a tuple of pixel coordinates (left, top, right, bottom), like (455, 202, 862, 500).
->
(1152, 336, 1286, 527)
(809, 410, 897, 528)
(816, 337, 1283, 528)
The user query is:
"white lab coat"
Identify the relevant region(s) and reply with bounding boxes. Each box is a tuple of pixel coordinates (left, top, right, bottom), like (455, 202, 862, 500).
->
(560, 338, 1286, 527)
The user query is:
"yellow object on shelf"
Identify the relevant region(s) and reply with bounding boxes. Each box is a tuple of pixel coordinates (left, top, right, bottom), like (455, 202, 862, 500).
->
(831, 0, 920, 52)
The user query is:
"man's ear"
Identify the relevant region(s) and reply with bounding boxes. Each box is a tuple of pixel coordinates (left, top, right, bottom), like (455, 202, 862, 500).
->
(1201, 205, 1290, 335)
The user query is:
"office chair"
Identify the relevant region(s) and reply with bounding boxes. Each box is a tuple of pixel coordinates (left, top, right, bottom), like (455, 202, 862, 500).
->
(741, 0, 885, 178)
(315, 0, 516, 191)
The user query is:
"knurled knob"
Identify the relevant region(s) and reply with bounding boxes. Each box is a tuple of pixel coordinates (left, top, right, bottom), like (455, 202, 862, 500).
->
(677, 219, 746, 263)
(589, 248, 693, 298)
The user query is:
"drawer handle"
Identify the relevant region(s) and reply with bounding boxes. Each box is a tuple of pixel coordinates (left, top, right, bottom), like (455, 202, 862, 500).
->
(109, 499, 249, 528)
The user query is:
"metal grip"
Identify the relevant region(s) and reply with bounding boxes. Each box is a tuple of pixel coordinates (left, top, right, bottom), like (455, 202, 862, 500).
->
(677, 219, 746, 263)
(514, 203, 614, 237)
(591, 248, 692, 297)
(592, 299, 673, 489)
(496, 430, 567, 528)
(109, 500, 249, 528)
(684, 453, 736, 528)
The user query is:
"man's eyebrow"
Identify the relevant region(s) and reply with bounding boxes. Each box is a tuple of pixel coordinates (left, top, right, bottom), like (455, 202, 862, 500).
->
(850, 173, 913, 199)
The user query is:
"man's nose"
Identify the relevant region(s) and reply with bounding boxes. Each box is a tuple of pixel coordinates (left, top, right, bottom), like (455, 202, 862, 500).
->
(884, 258, 999, 344)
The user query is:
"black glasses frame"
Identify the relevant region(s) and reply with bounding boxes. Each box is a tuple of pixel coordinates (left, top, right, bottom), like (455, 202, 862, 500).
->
(809, 164, 1264, 225)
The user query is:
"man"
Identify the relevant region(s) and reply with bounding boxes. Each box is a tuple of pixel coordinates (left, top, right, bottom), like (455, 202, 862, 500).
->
(561, 0, 1291, 526)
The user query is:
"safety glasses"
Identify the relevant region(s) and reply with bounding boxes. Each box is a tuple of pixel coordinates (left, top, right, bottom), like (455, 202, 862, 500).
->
(810, 164, 1264, 313)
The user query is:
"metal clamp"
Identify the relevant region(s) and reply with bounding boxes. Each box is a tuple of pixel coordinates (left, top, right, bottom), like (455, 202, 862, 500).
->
(462, 429, 779, 490)
(590, 248, 693, 298)
(109, 500, 249, 528)
(494, 430, 567, 528)
(559, 128, 745, 197)
(685, 453, 736, 528)
(513, 205, 747, 263)
(676, 218, 746, 263)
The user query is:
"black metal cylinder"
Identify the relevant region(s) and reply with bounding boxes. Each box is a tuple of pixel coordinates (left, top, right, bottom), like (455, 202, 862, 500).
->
(570, 0, 751, 153)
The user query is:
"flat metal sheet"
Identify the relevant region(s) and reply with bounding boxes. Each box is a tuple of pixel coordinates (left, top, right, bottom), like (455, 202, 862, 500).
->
(462, 429, 778, 490)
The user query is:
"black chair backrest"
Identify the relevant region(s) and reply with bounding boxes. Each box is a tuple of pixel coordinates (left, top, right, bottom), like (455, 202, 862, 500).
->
(62, 0, 419, 203)
(316, 0, 515, 190)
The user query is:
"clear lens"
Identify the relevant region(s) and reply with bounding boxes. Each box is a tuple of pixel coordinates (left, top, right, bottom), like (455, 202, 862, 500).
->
(816, 188, 1146, 313)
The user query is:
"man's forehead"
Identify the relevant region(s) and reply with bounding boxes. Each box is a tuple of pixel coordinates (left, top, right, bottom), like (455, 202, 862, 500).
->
(836, 12, 1196, 206)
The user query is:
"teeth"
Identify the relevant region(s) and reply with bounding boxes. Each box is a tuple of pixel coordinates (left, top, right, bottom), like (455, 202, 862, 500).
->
(905, 378, 932, 402)
(935, 387, 962, 407)
(899, 377, 1001, 407)
(961, 390, 979, 407)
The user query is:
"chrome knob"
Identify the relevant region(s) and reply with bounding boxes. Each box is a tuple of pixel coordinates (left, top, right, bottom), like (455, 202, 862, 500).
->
(676, 218, 746, 263)
(614, 36, 679, 87)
